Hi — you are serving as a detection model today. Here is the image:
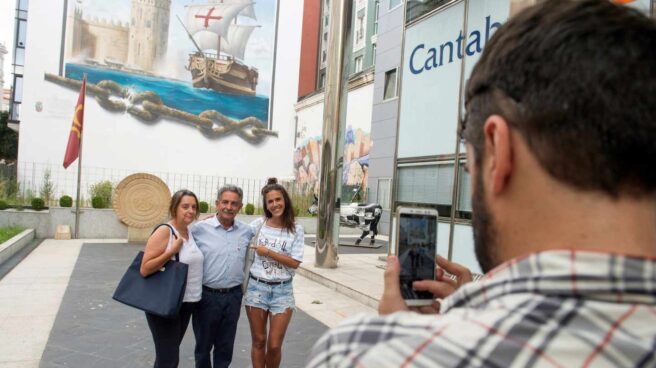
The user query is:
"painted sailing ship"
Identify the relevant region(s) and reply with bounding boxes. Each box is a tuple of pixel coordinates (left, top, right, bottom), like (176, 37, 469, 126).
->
(182, 1, 259, 96)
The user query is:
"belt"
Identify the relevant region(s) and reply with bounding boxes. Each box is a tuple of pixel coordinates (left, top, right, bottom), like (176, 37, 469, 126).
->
(249, 274, 291, 285)
(202, 285, 241, 293)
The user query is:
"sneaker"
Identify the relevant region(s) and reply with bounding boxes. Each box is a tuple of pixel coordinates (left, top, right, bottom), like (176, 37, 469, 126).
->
(355, 238, 362, 245)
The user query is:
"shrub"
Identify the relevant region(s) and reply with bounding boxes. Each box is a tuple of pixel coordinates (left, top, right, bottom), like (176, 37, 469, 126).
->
(60, 195, 73, 207)
(199, 201, 209, 213)
(40, 169, 56, 206)
(245, 203, 255, 215)
(31, 197, 45, 211)
(91, 196, 106, 209)
(3, 178, 19, 200)
(89, 180, 113, 208)
(0, 200, 7, 210)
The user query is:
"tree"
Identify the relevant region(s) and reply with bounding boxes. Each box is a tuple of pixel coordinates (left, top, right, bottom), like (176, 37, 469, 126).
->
(0, 111, 18, 160)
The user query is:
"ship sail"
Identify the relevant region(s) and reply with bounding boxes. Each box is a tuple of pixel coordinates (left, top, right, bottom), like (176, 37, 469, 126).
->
(221, 24, 259, 61)
(185, 3, 252, 38)
(193, 24, 259, 61)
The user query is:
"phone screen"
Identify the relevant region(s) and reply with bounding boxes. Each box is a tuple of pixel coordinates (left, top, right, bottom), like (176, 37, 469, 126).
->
(398, 212, 437, 300)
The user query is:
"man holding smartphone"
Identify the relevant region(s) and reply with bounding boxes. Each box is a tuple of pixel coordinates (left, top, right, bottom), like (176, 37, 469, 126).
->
(308, 1, 656, 367)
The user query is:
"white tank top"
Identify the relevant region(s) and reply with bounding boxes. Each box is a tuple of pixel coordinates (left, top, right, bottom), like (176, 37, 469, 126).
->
(166, 225, 204, 303)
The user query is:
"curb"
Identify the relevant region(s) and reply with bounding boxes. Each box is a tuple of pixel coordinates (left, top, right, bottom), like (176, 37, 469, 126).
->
(0, 229, 36, 266)
(296, 264, 380, 309)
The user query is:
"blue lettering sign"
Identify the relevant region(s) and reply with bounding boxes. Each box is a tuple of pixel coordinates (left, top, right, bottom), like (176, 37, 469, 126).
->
(408, 15, 504, 75)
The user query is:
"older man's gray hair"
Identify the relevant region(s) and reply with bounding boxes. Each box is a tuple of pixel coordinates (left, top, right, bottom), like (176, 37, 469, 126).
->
(216, 184, 243, 202)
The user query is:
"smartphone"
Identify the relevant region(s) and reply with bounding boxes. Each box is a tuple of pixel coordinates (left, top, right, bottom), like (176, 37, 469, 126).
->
(392, 206, 439, 306)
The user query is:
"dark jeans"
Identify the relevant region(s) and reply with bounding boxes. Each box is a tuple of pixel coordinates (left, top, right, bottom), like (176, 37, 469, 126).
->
(193, 286, 243, 368)
(359, 216, 380, 240)
(145, 302, 197, 368)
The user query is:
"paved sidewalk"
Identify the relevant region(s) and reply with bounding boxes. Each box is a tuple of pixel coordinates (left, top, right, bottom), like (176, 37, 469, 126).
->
(297, 244, 386, 309)
(0, 238, 382, 367)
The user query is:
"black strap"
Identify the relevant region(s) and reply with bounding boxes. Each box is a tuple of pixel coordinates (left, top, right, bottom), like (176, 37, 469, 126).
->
(151, 223, 180, 261)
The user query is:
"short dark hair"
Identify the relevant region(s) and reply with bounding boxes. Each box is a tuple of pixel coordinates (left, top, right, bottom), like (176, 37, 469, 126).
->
(261, 177, 296, 233)
(169, 189, 200, 219)
(462, 0, 656, 197)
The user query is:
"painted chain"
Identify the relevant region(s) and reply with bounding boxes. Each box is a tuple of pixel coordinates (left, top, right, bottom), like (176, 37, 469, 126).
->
(44, 73, 278, 144)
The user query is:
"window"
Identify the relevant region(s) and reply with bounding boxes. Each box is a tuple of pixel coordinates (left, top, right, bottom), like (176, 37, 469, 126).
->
(318, 69, 326, 89)
(377, 178, 392, 210)
(389, 0, 402, 9)
(383, 69, 398, 100)
(396, 162, 454, 217)
(456, 162, 472, 218)
(406, 0, 452, 23)
(17, 20, 27, 48)
(354, 55, 363, 73)
(356, 9, 365, 43)
(374, 0, 380, 35)
(372, 43, 377, 66)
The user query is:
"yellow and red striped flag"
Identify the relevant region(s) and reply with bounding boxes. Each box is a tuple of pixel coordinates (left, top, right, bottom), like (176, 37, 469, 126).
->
(63, 76, 86, 169)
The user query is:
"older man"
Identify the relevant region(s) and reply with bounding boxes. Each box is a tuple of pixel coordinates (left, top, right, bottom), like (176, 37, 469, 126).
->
(308, 0, 656, 367)
(191, 185, 253, 368)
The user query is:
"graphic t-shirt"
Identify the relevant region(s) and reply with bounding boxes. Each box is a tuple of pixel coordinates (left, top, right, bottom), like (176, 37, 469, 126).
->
(248, 217, 304, 281)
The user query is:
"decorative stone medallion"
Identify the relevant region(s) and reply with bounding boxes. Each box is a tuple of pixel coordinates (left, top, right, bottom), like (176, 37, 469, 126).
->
(113, 173, 171, 228)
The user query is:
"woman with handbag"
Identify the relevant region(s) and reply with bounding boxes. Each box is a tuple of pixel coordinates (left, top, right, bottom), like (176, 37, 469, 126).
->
(140, 189, 204, 368)
(245, 178, 305, 368)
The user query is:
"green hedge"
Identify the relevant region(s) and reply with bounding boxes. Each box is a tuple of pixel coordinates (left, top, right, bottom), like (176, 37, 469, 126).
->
(59, 195, 73, 207)
(31, 197, 46, 211)
(91, 196, 106, 209)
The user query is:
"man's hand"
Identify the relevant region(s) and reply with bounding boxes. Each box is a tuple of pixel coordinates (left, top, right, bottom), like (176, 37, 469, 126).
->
(412, 255, 473, 309)
(378, 255, 474, 316)
(378, 256, 408, 315)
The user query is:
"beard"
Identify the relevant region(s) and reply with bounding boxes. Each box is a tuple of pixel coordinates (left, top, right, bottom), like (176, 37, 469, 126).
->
(471, 171, 499, 273)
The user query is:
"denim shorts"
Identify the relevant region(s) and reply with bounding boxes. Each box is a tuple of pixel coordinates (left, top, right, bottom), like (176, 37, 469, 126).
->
(244, 277, 295, 314)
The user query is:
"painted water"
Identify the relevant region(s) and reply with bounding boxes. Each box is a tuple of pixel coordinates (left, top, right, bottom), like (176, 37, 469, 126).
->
(65, 63, 269, 123)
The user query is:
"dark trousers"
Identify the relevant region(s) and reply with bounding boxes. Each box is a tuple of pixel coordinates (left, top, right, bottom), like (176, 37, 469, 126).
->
(359, 216, 380, 240)
(145, 302, 197, 368)
(193, 286, 243, 368)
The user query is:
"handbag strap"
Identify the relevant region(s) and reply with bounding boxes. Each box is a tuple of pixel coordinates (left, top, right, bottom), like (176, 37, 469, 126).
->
(152, 223, 181, 262)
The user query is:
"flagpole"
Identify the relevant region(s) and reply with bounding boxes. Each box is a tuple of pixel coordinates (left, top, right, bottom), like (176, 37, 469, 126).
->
(74, 74, 86, 239)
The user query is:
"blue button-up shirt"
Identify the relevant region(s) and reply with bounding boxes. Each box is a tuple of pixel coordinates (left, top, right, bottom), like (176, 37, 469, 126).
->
(191, 215, 254, 289)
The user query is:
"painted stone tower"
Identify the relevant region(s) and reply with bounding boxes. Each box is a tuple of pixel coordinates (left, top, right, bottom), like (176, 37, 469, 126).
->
(127, 0, 171, 72)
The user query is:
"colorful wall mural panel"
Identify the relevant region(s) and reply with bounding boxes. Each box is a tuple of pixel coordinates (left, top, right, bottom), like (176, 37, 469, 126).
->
(49, 0, 278, 143)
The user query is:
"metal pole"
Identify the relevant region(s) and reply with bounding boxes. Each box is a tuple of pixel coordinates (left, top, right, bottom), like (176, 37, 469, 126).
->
(447, 0, 470, 260)
(74, 74, 86, 239)
(316, 0, 351, 268)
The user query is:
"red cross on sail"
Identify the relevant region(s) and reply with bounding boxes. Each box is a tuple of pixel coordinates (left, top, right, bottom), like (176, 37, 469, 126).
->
(185, 2, 253, 39)
(195, 7, 223, 29)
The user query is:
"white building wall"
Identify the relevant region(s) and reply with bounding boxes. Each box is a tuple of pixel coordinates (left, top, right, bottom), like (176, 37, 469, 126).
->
(18, 0, 302, 183)
(0, 43, 7, 111)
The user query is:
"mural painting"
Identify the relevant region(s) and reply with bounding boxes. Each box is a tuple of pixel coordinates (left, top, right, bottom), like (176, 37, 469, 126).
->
(46, 0, 278, 144)
(293, 124, 372, 202)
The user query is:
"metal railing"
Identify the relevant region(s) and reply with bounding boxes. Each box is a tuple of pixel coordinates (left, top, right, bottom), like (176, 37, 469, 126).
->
(0, 161, 316, 215)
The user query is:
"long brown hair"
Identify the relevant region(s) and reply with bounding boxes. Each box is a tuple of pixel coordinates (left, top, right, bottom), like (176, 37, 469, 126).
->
(261, 177, 296, 233)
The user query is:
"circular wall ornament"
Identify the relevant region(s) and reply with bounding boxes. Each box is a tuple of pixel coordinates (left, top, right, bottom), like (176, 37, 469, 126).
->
(113, 173, 171, 228)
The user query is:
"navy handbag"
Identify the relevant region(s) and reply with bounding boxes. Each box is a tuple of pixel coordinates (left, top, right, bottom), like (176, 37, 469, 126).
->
(112, 224, 188, 318)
